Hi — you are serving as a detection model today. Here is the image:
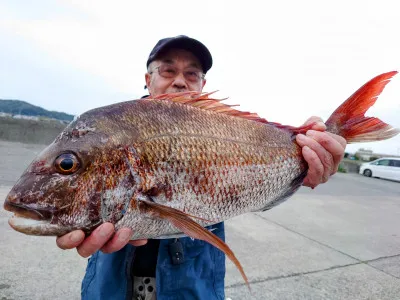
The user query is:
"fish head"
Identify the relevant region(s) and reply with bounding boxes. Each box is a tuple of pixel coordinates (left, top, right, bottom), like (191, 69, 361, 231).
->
(4, 115, 138, 236)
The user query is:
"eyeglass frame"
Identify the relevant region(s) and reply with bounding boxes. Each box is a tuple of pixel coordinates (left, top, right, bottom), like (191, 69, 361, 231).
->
(149, 63, 206, 83)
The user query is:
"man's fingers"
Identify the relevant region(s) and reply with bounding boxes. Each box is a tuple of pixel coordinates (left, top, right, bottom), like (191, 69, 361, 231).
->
(302, 117, 347, 150)
(297, 117, 346, 189)
(296, 133, 333, 182)
(302, 116, 326, 131)
(76, 223, 115, 258)
(129, 239, 148, 247)
(101, 228, 134, 253)
(305, 130, 345, 172)
(56, 230, 85, 250)
(301, 145, 324, 188)
(326, 132, 347, 149)
(56, 225, 147, 256)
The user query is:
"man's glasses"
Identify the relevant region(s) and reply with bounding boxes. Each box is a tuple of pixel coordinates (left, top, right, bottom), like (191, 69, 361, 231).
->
(150, 64, 205, 83)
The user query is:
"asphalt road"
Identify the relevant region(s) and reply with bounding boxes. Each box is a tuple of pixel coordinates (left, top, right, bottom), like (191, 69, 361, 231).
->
(0, 141, 399, 300)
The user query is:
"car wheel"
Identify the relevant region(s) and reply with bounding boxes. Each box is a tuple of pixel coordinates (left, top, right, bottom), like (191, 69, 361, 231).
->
(363, 169, 372, 177)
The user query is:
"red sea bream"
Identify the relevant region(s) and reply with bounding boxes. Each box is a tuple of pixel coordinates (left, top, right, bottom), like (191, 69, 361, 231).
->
(4, 71, 399, 285)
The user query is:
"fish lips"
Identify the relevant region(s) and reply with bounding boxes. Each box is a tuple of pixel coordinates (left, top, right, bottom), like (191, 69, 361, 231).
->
(3, 192, 61, 235)
(3, 201, 54, 221)
(3, 201, 71, 236)
(4, 187, 57, 220)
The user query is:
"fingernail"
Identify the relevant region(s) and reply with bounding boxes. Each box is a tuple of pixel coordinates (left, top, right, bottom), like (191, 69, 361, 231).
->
(99, 224, 113, 237)
(118, 229, 132, 242)
(303, 145, 311, 152)
(296, 134, 306, 142)
(306, 130, 316, 137)
(70, 231, 82, 242)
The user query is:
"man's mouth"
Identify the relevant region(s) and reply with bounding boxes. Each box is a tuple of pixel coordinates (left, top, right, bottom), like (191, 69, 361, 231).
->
(170, 88, 187, 93)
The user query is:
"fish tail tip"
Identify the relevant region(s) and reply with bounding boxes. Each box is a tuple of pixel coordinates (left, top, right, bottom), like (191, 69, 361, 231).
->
(326, 70, 399, 143)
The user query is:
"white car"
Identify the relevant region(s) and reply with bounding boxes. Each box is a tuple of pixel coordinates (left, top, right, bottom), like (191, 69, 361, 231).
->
(359, 157, 400, 181)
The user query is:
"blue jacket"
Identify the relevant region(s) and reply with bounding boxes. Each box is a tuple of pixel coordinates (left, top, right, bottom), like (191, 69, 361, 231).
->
(81, 222, 226, 300)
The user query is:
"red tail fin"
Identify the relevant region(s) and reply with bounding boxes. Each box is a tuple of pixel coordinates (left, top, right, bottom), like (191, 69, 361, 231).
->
(326, 71, 399, 143)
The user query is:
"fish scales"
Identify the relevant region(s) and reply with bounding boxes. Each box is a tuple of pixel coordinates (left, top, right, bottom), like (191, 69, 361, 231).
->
(92, 100, 307, 239)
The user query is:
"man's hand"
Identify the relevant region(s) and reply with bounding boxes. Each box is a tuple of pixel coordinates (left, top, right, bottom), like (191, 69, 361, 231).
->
(296, 116, 346, 188)
(56, 223, 148, 258)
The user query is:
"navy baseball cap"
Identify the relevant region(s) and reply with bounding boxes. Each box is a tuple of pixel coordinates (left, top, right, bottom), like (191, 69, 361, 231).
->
(146, 35, 213, 73)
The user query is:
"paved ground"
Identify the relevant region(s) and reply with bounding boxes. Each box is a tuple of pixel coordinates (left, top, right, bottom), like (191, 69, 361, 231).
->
(0, 141, 399, 300)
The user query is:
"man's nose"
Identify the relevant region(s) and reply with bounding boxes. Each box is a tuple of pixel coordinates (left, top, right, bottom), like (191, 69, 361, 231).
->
(172, 72, 188, 89)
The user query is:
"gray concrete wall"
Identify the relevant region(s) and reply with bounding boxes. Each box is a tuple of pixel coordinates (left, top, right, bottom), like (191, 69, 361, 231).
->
(0, 116, 67, 144)
(340, 160, 361, 173)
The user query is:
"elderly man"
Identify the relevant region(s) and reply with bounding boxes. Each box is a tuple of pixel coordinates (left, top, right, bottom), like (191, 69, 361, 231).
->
(56, 35, 346, 299)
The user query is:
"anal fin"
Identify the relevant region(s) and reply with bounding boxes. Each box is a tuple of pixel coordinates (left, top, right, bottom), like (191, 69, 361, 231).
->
(138, 199, 250, 290)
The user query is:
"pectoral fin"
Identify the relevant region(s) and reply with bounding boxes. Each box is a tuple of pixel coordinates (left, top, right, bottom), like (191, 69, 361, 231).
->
(138, 199, 250, 290)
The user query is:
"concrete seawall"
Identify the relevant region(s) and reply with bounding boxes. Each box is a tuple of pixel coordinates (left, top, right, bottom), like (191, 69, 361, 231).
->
(0, 116, 67, 144)
(340, 160, 361, 173)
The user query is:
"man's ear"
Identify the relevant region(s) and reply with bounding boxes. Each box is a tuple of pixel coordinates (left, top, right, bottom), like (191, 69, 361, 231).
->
(145, 73, 151, 90)
(202, 78, 207, 89)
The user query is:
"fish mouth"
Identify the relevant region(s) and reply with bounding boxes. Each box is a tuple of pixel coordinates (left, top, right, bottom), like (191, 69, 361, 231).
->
(8, 215, 50, 232)
(3, 201, 61, 235)
(3, 201, 54, 221)
(4, 201, 72, 236)
(7, 215, 70, 236)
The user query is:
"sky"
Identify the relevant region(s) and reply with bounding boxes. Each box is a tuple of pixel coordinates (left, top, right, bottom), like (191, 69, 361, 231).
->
(0, 0, 399, 155)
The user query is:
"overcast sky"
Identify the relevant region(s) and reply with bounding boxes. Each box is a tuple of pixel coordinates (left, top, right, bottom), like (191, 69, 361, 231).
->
(1, 0, 399, 155)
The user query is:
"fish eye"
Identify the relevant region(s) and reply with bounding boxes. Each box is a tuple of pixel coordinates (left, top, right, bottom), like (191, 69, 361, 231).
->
(54, 153, 80, 174)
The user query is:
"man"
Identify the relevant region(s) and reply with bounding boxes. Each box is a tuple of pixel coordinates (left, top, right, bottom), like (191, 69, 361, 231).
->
(56, 35, 346, 299)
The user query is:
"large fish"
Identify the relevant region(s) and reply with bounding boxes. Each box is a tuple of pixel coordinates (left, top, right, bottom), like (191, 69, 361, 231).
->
(3, 71, 399, 286)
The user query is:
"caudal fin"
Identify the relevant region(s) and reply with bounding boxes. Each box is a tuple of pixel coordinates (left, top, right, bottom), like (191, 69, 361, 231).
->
(326, 71, 399, 143)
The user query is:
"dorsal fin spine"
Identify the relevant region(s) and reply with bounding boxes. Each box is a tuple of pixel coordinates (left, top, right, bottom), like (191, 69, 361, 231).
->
(149, 91, 303, 133)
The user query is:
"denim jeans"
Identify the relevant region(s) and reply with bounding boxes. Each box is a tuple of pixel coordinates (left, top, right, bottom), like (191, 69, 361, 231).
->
(81, 222, 226, 300)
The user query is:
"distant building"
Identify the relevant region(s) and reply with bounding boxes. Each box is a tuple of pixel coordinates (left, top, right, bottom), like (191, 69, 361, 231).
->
(355, 148, 400, 161)
(12, 114, 40, 121)
(355, 148, 374, 161)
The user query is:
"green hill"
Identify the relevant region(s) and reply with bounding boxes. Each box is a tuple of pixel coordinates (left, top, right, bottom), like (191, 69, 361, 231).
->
(0, 99, 74, 121)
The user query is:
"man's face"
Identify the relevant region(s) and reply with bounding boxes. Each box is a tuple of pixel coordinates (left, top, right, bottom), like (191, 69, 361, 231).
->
(145, 48, 207, 96)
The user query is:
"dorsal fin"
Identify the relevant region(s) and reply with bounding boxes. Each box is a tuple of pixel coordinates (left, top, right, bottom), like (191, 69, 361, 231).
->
(150, 91, 314, 134)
